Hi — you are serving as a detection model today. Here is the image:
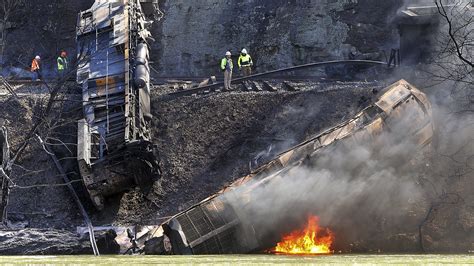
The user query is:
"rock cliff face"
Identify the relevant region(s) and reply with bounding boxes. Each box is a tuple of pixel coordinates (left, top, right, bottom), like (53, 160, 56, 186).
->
(1, 1, 94, 77)
(152, 0, 401, 76)
(2, 0, 401, 77)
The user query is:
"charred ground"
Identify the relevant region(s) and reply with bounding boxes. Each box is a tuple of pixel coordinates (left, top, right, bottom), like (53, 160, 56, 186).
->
(95, 81, 383, 226)
(1, 75, 472, 254)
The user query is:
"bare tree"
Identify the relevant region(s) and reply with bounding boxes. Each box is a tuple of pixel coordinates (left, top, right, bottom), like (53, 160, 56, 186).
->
(435, 0, 473, 68)
(417, 0, 474, 253)
(431, 0, 473, 88)
(0, 0, 26, 68)
(0, 121, 10, 224)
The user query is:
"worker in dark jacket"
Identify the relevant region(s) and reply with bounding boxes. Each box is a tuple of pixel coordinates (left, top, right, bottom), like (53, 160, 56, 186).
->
(220, 51, 233, 91)
(238, 48, 253, 76)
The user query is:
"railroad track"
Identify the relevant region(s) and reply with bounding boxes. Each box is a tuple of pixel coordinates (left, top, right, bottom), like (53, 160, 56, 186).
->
(160, 60, 389, 98)
(1, 79, 377, 99)
(0, 79, 80, 97)
(160, 79, 380, 96)
(3, 60, 389, 99)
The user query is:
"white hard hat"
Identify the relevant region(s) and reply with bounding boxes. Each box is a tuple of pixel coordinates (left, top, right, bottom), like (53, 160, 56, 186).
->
(241, 49, 247, 54)
(35, 55, 41, 60)
(225, 51, 231, 56)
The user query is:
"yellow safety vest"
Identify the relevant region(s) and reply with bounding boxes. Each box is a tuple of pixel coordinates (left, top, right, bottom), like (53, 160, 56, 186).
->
(57, 57, 68, 71)
(221, 58, 233, 71)
(238, 54, 253, 68)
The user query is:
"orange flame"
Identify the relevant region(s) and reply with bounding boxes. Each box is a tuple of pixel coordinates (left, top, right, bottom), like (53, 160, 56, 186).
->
(274, 216, 334, 255)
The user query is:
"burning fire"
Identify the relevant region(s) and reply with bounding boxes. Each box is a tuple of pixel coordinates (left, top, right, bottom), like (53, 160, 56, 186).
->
(274, 216, 334, 255)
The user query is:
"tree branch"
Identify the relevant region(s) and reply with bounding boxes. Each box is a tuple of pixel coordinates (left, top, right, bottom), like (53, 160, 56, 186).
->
(435, 0, 474, 68)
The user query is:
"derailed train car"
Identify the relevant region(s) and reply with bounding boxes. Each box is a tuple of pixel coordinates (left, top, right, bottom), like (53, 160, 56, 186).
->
(76, 0, 160, 209)
(142, 79, 434, 254)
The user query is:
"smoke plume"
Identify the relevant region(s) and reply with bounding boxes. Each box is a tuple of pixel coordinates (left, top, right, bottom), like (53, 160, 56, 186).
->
(223, 103, 431, 250)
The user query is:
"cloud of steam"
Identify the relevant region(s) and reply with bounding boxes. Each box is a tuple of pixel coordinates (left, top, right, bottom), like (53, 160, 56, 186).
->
(222, 103, 429, 249)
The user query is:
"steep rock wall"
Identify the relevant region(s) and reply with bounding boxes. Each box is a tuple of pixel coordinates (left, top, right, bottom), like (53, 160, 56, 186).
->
(1, 0, 94, 77)
(2, 0, 400, 77)
(152, 0, 401, 76)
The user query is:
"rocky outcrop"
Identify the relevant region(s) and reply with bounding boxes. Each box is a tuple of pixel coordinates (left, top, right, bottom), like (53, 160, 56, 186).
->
(151, 0, 401, 76)
(1, 0, 401, 77)
(1, 1, 94, 77)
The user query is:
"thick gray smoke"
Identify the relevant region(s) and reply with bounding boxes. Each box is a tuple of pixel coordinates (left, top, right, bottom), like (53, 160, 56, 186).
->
(222, 0, 473, 252)
(223, 104, 430, 250)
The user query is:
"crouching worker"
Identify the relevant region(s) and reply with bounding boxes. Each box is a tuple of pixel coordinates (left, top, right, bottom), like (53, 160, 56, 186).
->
(220, 51, 233, 91)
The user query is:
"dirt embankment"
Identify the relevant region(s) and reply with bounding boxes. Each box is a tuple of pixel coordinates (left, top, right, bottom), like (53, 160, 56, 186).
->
(0, 84, 84, 230)
(97, 82, 379, 226)
(0, 80, 472, 254)
(1, 81, 379, 228)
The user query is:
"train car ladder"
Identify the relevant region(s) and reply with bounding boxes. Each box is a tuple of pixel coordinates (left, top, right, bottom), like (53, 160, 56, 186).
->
(105, 3, 111, 134)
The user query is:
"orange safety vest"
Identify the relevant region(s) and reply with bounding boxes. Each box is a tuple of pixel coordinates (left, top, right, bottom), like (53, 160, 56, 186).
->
(31, 59, 40, 72)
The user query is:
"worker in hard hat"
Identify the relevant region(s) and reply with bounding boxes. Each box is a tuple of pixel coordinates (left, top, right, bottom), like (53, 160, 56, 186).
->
(31, 55, 42, 81)
(238, 48, 253, 77)
(57, 50, 68, 79)
(220, 51, 233, 91)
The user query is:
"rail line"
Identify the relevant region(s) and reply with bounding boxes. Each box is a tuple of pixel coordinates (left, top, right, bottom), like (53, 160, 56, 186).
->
(166, 60, 388, 97)
(1, 60, 388, 100)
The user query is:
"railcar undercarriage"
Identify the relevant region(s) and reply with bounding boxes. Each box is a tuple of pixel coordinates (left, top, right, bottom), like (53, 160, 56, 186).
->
(76, 0, 160, 209)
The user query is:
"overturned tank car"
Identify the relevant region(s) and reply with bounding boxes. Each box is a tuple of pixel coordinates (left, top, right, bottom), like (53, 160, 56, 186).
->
(141, 80, 434, 255)
(76, 0, 160, 209)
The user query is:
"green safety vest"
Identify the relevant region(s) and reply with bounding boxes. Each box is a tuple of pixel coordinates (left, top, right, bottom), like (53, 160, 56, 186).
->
(221, 57, 233, 71)
(238, 54, 252, 68)
(57, 57, 68, 71)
